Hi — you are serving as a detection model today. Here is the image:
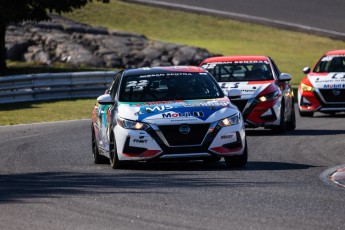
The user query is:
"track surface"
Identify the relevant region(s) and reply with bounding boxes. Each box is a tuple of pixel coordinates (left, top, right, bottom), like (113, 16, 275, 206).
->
(127, 0, 345, 38)
(1, 110, 345, 229)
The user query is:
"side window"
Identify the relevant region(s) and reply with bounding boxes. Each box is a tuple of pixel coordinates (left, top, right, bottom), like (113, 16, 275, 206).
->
(269, 58, 281, 77)
(109, 72, 122, 99)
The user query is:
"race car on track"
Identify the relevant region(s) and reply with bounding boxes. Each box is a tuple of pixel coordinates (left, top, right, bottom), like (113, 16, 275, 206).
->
(298, 50, 345, 117)
(200, 56, 296, 132)
(91, 66, 247, 169)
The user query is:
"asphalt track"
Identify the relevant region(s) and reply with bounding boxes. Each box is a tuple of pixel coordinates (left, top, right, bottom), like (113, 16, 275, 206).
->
(1, 109, 345, 230)
(126, 0, 345, 39)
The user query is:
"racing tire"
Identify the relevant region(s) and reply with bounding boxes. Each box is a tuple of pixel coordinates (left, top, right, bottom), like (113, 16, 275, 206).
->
(91, 125, 108, 164)
(224, 141, 248, 168)
(299, 109, 314, 117)
(286, 102, 296, 131)
(109, 133, 122, 169)
(271, 102, 287, 133)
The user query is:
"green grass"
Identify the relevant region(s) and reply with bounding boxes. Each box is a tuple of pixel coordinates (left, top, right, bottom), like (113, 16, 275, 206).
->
(0, 99, 95, 126)
(2, 0, 345, 125)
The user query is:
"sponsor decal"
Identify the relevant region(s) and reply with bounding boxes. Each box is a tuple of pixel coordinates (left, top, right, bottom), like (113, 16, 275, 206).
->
(162, 111, 204, 118)
(138, 105, 174, 115)
(138, 72, 193, 78)
(202, 61, 269, 69)
(221, 134, 234, 140)
(136, 99, 231, 121)
(133, 139, 148, 144)
(182, 101, 231, 108)
(323, 84, 345, 89)
(130, 100, 185, 107)
(321, 55, 345, 62)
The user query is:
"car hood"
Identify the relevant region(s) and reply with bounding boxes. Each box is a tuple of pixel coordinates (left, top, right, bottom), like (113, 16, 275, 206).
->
(307, 73, 345, 89)
(117, 97, 239, 125)
(218, 80, 274, 99)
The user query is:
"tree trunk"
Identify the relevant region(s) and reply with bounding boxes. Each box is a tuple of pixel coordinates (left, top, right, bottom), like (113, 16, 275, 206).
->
(0, 23, 7, 73)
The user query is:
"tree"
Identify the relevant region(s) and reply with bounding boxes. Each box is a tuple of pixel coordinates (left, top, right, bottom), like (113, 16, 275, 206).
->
(0, 0, 109, 73)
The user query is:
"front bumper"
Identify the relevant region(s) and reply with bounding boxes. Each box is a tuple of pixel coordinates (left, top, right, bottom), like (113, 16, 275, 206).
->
(114, 121, 246, 161)
(298, 88, 345, 112)
(232, 98, 282, 128)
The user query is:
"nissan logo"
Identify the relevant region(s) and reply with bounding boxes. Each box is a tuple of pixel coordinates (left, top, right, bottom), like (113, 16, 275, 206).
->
(332, 89, 340, 96)
(179, 125, 191, 135)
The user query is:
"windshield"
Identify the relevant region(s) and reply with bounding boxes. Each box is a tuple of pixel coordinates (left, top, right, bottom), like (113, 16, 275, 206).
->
(119, 72, 224, 102)
(314, 55, 345, 73)
(202, 62, 274, 82)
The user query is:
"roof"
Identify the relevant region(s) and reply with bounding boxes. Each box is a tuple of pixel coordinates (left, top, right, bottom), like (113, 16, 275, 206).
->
(325, 50, 345, 56)
(123, 66, 206, 76)
(200, 56, 269, 65)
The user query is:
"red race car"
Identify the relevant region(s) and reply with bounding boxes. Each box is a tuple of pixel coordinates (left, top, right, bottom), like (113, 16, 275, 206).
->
(298, 50, 345, 117)
(200, 56, 296, 132)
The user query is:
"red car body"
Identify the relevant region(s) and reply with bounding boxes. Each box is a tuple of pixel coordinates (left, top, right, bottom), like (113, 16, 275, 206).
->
(298, 50, 345, 117)
(200, 56, 296, 132)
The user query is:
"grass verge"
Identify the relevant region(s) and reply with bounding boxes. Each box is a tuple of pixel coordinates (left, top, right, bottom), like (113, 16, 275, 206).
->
(0, 99, 95, 126)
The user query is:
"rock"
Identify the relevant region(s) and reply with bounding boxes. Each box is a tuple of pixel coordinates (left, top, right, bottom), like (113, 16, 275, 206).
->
(5, 15, 216, 69)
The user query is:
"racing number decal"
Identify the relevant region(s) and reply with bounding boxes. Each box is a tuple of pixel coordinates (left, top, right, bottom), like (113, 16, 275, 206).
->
(231, 83, 240, 88)
(127, 80, 148, 88)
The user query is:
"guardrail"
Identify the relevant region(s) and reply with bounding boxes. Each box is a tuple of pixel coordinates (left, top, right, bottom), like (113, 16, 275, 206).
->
(0, 71, 117, 104)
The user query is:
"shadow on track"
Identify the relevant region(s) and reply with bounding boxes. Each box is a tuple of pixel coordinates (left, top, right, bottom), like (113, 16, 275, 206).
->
(0, 161, 317, 203)
(246, 129, 345, 136)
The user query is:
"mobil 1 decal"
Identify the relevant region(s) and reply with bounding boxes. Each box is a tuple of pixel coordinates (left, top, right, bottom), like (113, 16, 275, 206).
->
(137, 101, 228, 121)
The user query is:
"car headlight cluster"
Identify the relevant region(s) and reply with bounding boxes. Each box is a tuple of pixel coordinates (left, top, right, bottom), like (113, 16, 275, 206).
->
(301, 83, 314, 92)
(218, 112, 241, 127)
(117, 117, 150, 130)
(257, 90, 279, 102)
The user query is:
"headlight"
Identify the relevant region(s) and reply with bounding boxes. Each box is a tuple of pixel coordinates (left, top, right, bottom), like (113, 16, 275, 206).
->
(117, 117, 150, 130)
(257, 90, 279, 102)
(218, 112, 241, 127)
(301, 83, 314, 92)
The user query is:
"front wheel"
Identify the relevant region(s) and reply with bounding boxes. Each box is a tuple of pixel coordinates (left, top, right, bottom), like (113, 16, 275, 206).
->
(224, 141, 248, 168)
(286, 102, 296, 131)
(271, 103, 287, 133)
(109, 134, 122, 169)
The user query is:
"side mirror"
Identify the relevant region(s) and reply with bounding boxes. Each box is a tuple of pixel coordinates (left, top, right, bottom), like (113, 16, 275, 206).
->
(303, 67, 311, 74)
(97, 94, 114, 105)
(227, 89, 241, 100)
(279, 73, 292, 82)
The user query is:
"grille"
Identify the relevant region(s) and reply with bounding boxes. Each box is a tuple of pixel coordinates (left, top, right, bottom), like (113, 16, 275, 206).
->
(158, 124, 210, 146)
(319, 89, 345, 103)
(232, 99, 248, 112)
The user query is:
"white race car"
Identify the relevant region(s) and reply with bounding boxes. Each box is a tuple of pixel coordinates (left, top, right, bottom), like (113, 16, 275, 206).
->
(91, 66, 247, 169)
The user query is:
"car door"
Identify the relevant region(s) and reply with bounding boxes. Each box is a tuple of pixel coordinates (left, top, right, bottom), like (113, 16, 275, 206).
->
(270, 58, 293, 119)
(97, 71, 122, 152)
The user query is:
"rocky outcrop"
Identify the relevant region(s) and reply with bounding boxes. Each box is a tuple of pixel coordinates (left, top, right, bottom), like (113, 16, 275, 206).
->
(5, 15, 216, 68)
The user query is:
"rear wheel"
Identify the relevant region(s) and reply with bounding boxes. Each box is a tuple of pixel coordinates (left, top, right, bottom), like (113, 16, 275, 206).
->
(91, 125, 108, 164)
(224, 141, 248, 168)
(109, 133, 122, 169)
